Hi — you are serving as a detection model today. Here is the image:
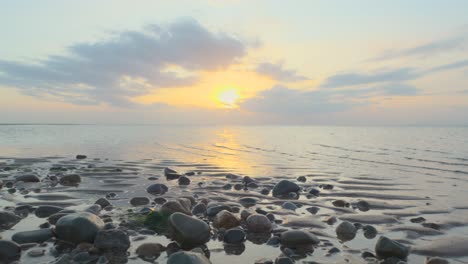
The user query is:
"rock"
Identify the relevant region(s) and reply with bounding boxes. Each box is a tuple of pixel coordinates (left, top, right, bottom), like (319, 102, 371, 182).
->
(169, 212, 211, 249)
(275, 257, 294, 264)
(95, 198, 111, 208)
(261, 188, 270, 195)
(0, 240, 21, 263)
(192, 203, 207, 215)
(161, 200, 192, 215)
(297, 176, 307, 182)
(280, 230, 319, 247)
(27, 249, 45, 257)
(35, 205, 63, 218)
(332, 199, 348, 207)
(206, 205, 232, 217)
(15, 174, 40, 182)
(55, 212, 105, 244)
(85, 204, 102, 215)
(76, 155, 87, 159)
(282, 202, 297, 211)
(243, 176, 255, 184)
(224, 228, 246, 244)
(308, 188, 320, 196)
(255, 258, 274, 264)
(94, 229, 130, 252)
(426, 257, 449, 264)
(363, 225, 378, 239)
(357, 200, 370, 212)
(240, 210, 252, 221)
(164, 167, 178, 175)
(0, 211, 21, 230)
(234, 184, 243, 190)
(146, 183, 168, 195)
(48, 213, 68, 225)
(246, 214, 272, 233)
(375, 236, 410, 259)
(59, 174, 81, 186)
(410, 217, 426, 223)
(130, 197, 150, 206)
(12, 228, 53, 243)
(272, 180, 300, 198)
(266, 236, 280, 246)
(136, 243, 166, 260)
(213, 210, 240, 229)
(178, 176, 191, 186)
(167, 251, 212, 264)
(336, 221, 357, 241)
(306, 206, 319, 214)
(247, 182, 259, 188)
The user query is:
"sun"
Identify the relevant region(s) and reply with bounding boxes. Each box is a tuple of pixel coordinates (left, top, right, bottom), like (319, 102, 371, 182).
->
(218, 89, 240, 108)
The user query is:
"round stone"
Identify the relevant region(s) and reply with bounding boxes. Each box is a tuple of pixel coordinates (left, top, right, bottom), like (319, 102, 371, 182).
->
(55, 212, 105, 244)
(169, 212, 211, 249)
(272, 180, 300, 198)
(246, 214, 272, 233)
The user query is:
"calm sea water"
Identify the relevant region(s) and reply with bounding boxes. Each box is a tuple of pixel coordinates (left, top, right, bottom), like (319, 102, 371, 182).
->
(1, 125, 468, 263)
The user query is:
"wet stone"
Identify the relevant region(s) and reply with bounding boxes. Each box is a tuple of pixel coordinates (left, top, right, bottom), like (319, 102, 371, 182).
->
(12, 228, 53, 244)
(136, 243, 166, 260)
(146, 183, 168, 195)
(272, 180, 300, 198)
(55, 212, 105, 244)
(223, 228, 246, 244)
(130, 197, 150, 206)
(59, 174, 81, 186)
(0, 211, 21, 230)
(246, 214, 272, 233)
(336, 221, 357, 242)
(0, 240, 21, 263)
(375, 236, 410, 260)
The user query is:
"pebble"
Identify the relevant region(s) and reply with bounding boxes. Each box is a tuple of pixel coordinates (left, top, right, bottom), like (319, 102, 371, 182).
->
(94, 229, 130, 252)
(297, 176, 307, 182)
(15, 174, 40, 183)
(55, 212, 105, 244)
(161, 200, 192, 215)
(12, 228, 53, 244)
(167, 251, 212, 264)
(169, 212, 211, 249)
(223, 228, 246, 244)
(27, 249, 45, 257)
(336, 221, 357, 241)
(192, 203, 207, 215)
(280, 230, 320, 247)
(35, 205, 63, 218)
(426, 257, 449, 264)
(207, 205, 232, 217)
(272, 180, 300, 198)
(130, 197, 150, 206)
(356, 200, 370, 211)
(136, 243, 166, 260)
(281, 202, 297, 211)
(213, 210, 240, 229)
(58, 174, 81, 186)
(246, 214, 272, 233)
(146, 183, 168, 195)
(76, 155, 87, 159)
(0, 211, 21, 230)
(239, 197, 258, 207)
(0, 240, 21, 263)
(363, 225, 378, 239)
(179, 176, 191, 185)
(95, 198, 111, 208)
(375, 236, 410, 260)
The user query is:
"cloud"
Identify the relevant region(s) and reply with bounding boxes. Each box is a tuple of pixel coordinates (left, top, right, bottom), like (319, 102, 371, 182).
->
(256, 62, 309, 82)
(241, 85, 359, 114)
(425, 59, 468, 74)
(321, 68, 419, 88)
(372, 29, 468, 60)
(0, 18, 247, 106)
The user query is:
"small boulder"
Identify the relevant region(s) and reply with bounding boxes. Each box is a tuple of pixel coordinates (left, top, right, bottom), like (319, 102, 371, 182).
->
(223, 228, 246, 244)
(280, 230, 319, 247)
(161, 200, 192, 216)
(246, 214, 272, 233)
(136, 243, 166, 260)
(375, 236, 410, 260)
(0, 240, 21, 263)
(12, 228, 53, 244)
(59, 174, 81, 186)
(15, 174, 40, 183)
(336, 221, 357, 241)
(169, 213, 211, 249)
(213, 210, 240, 229)
(0, 211, 21, 230)
(272, 180, 300, 198)
(146, 184, 168, 195)
(178, 176, 191, 186)
(94, 229, 130, 252)
(130, 197, 150, 207)
(55, 212, 105, 244)
(35, 205, 63, 218)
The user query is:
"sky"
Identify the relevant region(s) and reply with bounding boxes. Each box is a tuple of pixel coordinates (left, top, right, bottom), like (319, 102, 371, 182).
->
(0, 0, 467, 125)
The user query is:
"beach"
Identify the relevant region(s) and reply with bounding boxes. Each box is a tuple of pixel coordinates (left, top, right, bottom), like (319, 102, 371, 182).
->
(1, 125, 468, 263)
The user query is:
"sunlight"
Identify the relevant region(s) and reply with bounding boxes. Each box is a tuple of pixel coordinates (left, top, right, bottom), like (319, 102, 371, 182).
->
(218, 89, 240, 108)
